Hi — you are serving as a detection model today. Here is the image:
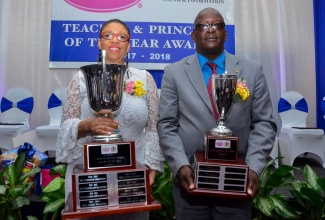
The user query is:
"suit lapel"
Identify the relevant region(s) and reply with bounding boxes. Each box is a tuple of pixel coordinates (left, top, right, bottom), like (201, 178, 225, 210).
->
(225, 52, 242, 78)
(185, 54, 213, 112)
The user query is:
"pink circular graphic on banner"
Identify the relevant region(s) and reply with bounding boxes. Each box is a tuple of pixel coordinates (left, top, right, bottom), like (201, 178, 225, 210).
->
(64, 0, 141, 13)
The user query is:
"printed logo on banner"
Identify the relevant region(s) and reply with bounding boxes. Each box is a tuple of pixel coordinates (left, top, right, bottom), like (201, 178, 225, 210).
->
(64, 0, 141, 12)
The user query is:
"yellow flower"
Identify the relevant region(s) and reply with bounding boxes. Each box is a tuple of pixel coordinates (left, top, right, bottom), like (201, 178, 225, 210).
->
(124, 80, 146, 97)
(134, 80, 144, 88)
(134, 87, 146, 97)
(235, 79, 250, 102)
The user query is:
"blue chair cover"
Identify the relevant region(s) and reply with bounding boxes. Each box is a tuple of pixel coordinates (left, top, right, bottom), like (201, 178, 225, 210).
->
(48, 93, 62, 109)
(278, 97, 308, 113)
(1, 97, 12, 112)
(0, 97, 34, 113)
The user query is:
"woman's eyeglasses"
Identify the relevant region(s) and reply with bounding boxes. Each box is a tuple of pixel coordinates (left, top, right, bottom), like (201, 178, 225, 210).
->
(101, 32, 130, 42)
(194, 22, 225, 32)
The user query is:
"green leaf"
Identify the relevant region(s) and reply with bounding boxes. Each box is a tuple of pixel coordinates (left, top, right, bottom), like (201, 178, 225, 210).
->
(19, 166, 41, 183)
(303, 164, 319, 190)
(51, 210, 60, 220)
(21, 182, 34, 196)
(4, 152, 26, 187)
(300, 187, 322, 205)
(271, 195, 301, 219)
(41, 177, 65, 193)
(0, 171, 5, 184)
(13, 196, 29, 209)
(27, 216, 38, 220)
(50, 164, 66, 177)
(317, 178, 325, 193)
(253, 196, 273, 217)
(6, 214, 18, 220)
(40, 190, 65, 203)
(259, 166, 272, 190)
(5, 165, 18, 188)
(0, 185, 7, 195)
(43, 198, 65, 213)
(8, 185, 24, 198)
(289, 189, 305, 207)
(267, 165, 297, 188)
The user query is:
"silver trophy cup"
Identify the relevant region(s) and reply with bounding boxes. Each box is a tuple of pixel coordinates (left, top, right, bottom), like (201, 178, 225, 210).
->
(80, 52, 127, 142)
(210, 73, 238, 136)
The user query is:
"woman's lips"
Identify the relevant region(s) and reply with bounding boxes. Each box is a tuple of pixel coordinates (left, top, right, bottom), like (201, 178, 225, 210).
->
(109, 47, 120, 52)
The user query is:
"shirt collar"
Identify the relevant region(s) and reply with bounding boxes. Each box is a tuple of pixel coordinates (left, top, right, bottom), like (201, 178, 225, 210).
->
(197, 51, 226, 69)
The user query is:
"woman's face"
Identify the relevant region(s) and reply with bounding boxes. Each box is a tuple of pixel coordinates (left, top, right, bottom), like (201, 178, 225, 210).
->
(98, 22, 130, 64)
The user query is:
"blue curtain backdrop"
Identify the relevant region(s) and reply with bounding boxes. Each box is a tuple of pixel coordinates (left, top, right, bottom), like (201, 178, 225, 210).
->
(148, 70, 164, 89)
(314, 0, 325, 130)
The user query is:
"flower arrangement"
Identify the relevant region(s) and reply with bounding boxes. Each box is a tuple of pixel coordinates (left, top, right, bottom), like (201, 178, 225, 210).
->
(124, 80, 146, 97)
(235, 79, 250, 101)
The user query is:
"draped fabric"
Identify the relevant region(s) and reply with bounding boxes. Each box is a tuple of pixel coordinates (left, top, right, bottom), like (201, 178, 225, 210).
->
(314, 0, 325, 130)
(47, 93, 62, 109)
(0, 0, 318, 131)
(1, 97, 34, 113)
(278, 98, 308, 113)
(321, 96, 325, 119)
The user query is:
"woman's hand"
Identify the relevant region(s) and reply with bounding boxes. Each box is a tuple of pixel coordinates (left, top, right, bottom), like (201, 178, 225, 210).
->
(77, 110, 119, 139)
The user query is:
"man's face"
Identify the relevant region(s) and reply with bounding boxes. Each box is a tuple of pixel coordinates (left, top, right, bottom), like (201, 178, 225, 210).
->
(191, 9, 227, 59)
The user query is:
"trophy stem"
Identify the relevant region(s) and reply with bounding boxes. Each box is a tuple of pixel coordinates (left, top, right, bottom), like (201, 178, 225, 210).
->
(210, 107, 233, 136)
(92, 133, 123, 143)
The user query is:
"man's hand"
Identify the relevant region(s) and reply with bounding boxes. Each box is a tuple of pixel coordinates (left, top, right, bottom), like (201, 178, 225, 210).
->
(177, 165, 195, 193)
(247, 169, 259, 198)
(148, 169, 157, 186)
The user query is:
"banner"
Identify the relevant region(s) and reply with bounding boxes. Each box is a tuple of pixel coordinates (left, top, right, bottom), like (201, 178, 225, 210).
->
(50, 0, 235, 70)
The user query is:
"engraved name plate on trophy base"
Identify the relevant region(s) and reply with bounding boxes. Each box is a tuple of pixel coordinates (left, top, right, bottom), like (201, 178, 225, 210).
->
(84, 141, 136, 172)
(205, 131, 239, 161)
(72, 163, 151, 211)
(190, 152, 252, 199)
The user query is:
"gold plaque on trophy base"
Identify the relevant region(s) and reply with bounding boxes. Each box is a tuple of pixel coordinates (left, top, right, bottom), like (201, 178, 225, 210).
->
(190, 151, 252, 200)
(205, 131, 238, 161)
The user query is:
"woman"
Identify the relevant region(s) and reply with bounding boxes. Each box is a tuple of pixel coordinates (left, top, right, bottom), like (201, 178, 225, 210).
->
(56, 19, 164, 220)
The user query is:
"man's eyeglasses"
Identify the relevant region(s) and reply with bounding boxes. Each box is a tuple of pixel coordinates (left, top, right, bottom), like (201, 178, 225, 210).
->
(194, 22, 225, 32)
(101, 32, 130, 42)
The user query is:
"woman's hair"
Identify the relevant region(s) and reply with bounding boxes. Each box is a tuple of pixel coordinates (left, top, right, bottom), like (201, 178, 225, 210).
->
(98, 19, 130, 63)
(99, 19, 131, 38)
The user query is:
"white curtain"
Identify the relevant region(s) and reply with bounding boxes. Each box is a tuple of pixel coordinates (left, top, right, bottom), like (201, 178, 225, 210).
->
(0, 0, 316, 133)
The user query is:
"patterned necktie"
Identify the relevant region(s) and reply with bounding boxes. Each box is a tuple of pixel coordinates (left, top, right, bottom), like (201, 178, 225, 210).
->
(207, 62, 219, 122)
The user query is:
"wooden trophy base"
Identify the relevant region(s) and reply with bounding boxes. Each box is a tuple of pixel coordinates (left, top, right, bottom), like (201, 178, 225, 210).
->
(190, 152, 252, 200)
(83, 140, 136, 172)
(62, 193, 161, 220)
(72, 163, 155, 211)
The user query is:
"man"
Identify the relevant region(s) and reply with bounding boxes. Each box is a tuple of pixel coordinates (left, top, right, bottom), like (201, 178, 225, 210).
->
(157, 7, 277, 220)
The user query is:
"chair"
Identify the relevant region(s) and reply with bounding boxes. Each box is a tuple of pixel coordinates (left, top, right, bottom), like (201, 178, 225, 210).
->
(0, 86, 34, 152)
(270, 91, 325, 168)
(34, 87, 66, 153)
